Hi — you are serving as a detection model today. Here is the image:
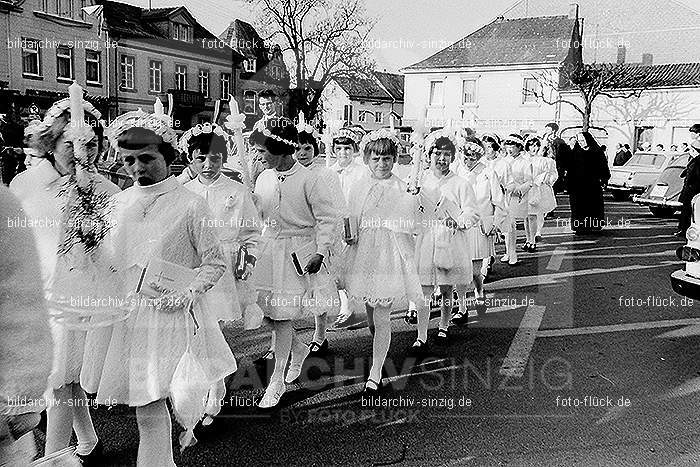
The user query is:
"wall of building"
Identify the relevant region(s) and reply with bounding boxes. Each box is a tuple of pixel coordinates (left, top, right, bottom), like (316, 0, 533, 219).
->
(110, 37, 234, 127)
(559, 87, 700, 155)
(7, 0, 105, 96)
(403, 65, 561, 135)
(321, 79, 405, 131)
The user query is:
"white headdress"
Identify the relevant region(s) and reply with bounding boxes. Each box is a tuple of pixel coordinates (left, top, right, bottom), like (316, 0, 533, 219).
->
(358, 127, 401, 155)
(178, 122, 231, 158)
(105, 105, 178, 152)
(423, 128, 466, 156)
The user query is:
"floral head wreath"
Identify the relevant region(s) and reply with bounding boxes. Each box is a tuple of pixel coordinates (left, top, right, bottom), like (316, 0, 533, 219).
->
(260, 127, 298, 148)
(33, 98, 104, 143)
(463, 141, 485, 156)
(423, 129, 466, 156)
(358, 128, 401, 155)
(332, 127, 361, 145)
(503, 133, 525, 147)
(178, 123, 231, 160)
(105, 108, 178, 152)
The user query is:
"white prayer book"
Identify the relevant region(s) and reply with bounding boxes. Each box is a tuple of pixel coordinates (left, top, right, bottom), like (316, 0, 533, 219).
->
(136, 258, 197, 298)
(343, 216, 359, 243)
(290, 240, 317, 276)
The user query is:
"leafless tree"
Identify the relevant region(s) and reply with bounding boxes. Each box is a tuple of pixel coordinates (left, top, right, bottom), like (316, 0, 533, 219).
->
(525, 62, 657, 132)
(248, 0, 376, 121)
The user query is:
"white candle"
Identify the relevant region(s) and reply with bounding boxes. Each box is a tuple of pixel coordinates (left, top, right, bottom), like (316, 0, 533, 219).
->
(229, 94, 239, 116)
(154, 97, 164, 116)
(68, 81, 84, 129)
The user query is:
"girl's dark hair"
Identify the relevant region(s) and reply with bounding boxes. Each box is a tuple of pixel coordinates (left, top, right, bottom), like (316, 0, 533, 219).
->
(362, 138, 398, 163)
(525, 137, 542, 152)
(187, 132, 229, 162)
(332, 136, 357, 151)
(249, 117, 298, 156)
(429, 136, 456, 156)
(117, 128, 177, 165)
(298, 131, 319, 157)
(482, 135, 500, 152)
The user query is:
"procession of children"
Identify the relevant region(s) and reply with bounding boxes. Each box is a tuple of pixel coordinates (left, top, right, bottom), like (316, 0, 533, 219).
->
(4, 82, 560, 466)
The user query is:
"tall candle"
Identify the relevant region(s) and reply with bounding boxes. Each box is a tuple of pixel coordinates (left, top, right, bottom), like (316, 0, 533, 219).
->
(68, 81, 84, 129)
(154, 97, 164, 116)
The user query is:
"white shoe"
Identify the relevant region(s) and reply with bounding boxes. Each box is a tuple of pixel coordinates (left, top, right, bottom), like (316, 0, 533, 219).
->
(258, 380, 286, 409)
(285, 343, 311, 383)
(500, 254, 509, 263)
(508, 257, 519, 266)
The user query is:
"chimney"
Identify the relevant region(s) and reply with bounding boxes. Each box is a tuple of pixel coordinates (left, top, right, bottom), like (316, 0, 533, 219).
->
(568, 3, 579, 19)
(617, 45, 626, 64)
(642, 53, 653, 65)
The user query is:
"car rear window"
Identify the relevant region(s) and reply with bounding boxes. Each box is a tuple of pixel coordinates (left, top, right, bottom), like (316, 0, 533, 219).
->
(627, 154, 666, 167)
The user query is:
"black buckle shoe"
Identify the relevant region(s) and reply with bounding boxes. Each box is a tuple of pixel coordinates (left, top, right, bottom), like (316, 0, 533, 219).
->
(308, 339, 329, 356)
(76, 439, 103, 466)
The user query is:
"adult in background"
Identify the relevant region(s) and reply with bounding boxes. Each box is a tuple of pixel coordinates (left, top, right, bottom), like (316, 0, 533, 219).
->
(252, 89, 280, 132)
(677, 124, 700, 236)
(541, 122, 569, 193)
(566, 131, 610, 234)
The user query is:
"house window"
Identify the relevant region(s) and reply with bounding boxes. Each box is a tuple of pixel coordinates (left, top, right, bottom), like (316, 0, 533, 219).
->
(173, 23, 192, 42)
(220, 72, 230, 98)
(120, 55, 135, 90)
(149, 60, 162, 93)
(41, 0, 48, 12)
(358, 111, 367, 123)
(80, 0, 87, 20)
(244, 59, 257, 73)
(343, 104, 353, 123)
(22, 39, 41, 77)
(375, 111, 383, 123)
(85, 50, 101, 84)
(56, 46, 73, 80)
(243, 90, 256, 114)
(522, 77, 540, 104)
(462, 79, 476, 104)
(429, 81, 443, 106)
(59, 0, 73, 17)
(175, 65, 187, 90)
(198, 69, 209, 98)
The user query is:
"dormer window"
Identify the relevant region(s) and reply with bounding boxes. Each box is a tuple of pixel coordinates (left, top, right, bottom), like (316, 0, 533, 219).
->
(244, 58, 257, 73)
(173, 23, 192, 42)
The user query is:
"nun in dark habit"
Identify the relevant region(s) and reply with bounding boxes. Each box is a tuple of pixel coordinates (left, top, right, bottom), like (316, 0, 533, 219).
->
(565, 131, 610, 234)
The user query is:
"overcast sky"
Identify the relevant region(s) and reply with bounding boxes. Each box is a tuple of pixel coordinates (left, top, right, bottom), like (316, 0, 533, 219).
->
(124, 0, 700, 73)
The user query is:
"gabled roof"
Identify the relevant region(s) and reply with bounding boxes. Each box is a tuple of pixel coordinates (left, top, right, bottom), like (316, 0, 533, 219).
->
(502, 0, 700, 64)
(334, 76, 389, 101)
(605, 63, 700, 89)
(405, 16, 575, 70)
(96, 1, 244, 60)
(334, 71, 405, 102)
(219, 19, 265, 60)
(375, 71, 404, 100)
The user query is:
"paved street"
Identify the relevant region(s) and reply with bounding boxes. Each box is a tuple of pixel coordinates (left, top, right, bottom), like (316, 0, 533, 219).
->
(84, 194, 700, 466)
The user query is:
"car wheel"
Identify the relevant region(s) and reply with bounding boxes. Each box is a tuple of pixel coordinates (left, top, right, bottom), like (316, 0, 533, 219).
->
(612, 191, 629, 201)
(649, 206, 675, 218)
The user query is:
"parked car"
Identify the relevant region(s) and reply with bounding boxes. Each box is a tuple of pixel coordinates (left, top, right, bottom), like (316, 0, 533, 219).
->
(632, 152, 692, 217)
(671, 194, 700, 300)
(607, 152, 682, 201)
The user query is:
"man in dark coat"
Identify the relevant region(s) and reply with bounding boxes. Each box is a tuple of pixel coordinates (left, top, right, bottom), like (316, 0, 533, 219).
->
(542, 122, 569, 193)
(677, 124, 700, 236)
(614, 143, 633, 166)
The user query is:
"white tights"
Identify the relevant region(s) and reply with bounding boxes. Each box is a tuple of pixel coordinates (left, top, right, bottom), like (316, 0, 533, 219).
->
(45, 383, 98, 456)
(135, 399, 175, 467)
(366, 304, 392, 383)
